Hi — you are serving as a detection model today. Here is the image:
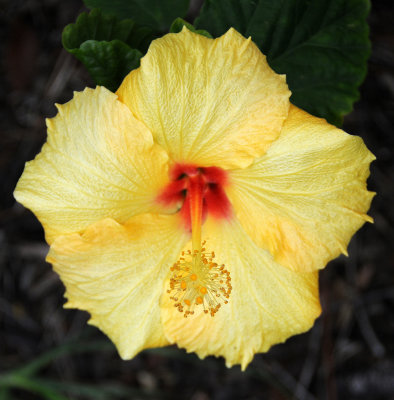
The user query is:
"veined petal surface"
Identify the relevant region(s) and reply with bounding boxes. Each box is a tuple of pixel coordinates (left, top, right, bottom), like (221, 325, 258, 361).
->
(117, 28, 290, 169)
(14, 87, 169, 243)
(161, 218, 321, 370)
(228, 105, 375, 272)
(47, 214, 188, 359)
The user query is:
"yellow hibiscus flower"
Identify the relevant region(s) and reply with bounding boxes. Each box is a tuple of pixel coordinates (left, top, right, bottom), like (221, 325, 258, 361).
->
(14, 27, 375, 369)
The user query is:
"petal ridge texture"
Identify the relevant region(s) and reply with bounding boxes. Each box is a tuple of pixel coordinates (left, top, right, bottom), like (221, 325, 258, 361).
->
(228, 105, 375, 272)
(14, 87, 169, 243)
(48, 214, 187, 359)
(117, 27, 291, 169)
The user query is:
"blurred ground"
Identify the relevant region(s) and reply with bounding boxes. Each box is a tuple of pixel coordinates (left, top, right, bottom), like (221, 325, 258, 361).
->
(0, 1, 393, 399)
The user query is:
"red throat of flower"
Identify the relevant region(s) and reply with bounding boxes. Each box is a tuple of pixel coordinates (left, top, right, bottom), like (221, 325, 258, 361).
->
(158, 163, 232, 233)
(159, 164, 233, 317)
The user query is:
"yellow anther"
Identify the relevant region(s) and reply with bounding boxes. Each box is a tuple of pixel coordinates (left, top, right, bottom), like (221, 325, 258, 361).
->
(200, 286, 207, 295)
(167, 244, 232, 318)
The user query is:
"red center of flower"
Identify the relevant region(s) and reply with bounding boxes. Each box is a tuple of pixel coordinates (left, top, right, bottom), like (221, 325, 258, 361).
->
(158, 163, 232, 231)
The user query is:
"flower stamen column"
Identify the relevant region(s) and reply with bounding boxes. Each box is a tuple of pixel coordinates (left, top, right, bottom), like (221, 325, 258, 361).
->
(168, 169, 232, 317)
(188, 173, 204, 257)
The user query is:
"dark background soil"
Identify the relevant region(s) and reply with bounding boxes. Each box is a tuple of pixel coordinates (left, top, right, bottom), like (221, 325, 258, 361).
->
(0, 1, 393, 399)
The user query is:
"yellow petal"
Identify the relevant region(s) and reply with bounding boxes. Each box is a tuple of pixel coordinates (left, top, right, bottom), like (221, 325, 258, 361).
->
(161, 217, 321, 370)
(228, 105, 375, 272)
(14, 86, 170, 243)
(117, 27, 290, 169)
(47, 214, 188, 359)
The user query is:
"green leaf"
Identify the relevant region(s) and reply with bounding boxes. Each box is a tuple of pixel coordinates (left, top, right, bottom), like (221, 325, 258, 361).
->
(0, 387, 11, 400)
(195, 0, 257, 37)
(32, 379, 169, 400)
(169, 17, 212, 38)
(63, 8, 154, 53)
(0, 374, 69, 400)
(62, 9, 145, 91)
(15, 340, 114, 377)
(195, 0, 371, 126)
(71, 40, 142, 92)
(83, 0, 191, 32)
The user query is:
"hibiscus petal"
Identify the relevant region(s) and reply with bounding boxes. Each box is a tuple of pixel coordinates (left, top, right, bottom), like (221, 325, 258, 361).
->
(117, 27, 290, 169)
(47, 214, 188, 359)
(227, 105, 375, 272)
(161, 218, 321, 370)
(14, 86, 170, 243)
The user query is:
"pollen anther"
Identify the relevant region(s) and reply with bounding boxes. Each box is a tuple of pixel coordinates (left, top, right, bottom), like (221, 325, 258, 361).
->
(168, 244, 232, 317)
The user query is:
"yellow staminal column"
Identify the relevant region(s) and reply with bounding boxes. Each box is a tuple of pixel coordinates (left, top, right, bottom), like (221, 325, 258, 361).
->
(168, 174, 232, 318)
(188, 174, 203, 255)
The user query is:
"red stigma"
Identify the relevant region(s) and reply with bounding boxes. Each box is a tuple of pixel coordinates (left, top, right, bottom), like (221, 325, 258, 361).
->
(157, 164, 232, 230)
